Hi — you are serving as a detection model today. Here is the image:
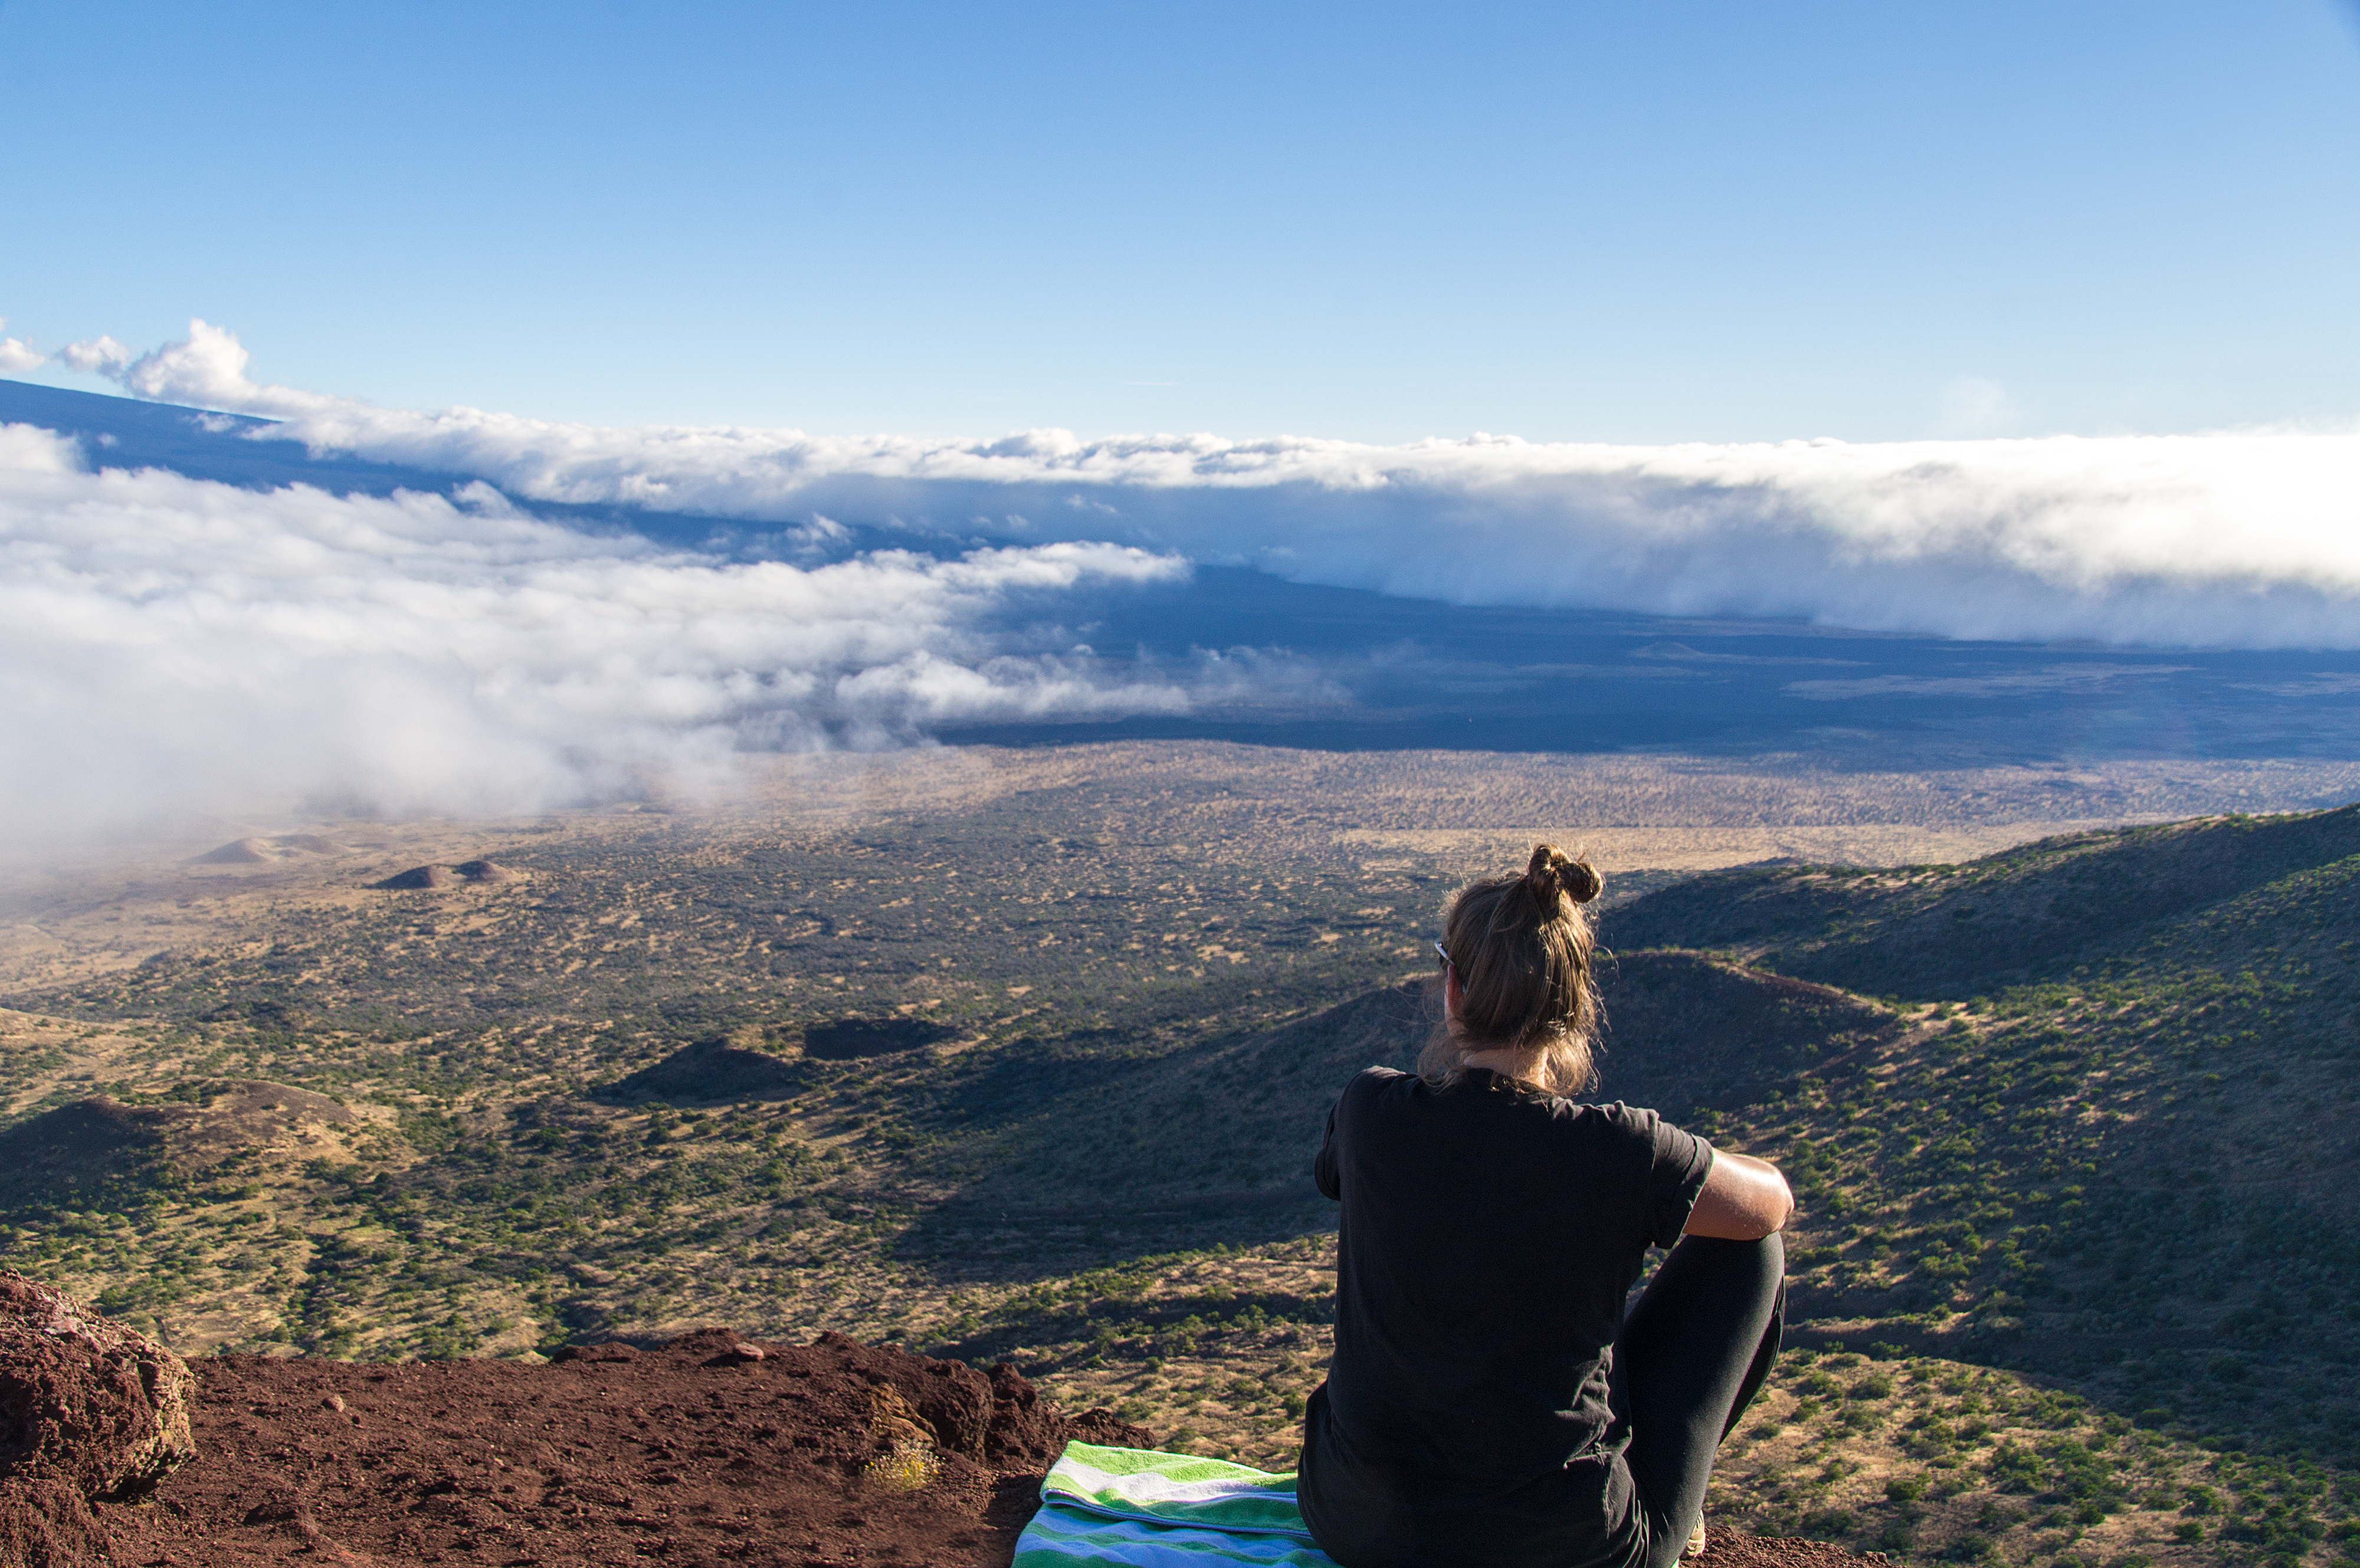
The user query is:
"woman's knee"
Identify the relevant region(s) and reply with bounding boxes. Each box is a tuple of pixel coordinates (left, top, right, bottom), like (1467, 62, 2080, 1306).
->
(1664, 1231, 1784, 1293)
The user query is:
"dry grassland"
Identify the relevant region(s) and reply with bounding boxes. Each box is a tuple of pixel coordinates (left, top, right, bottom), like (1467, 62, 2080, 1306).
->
(5, 743, 2354, 999)
(5, 741, 2359, 1567)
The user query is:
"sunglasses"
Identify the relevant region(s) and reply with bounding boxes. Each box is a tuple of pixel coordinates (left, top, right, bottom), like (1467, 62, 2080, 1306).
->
(1434, 939, 1454, 970)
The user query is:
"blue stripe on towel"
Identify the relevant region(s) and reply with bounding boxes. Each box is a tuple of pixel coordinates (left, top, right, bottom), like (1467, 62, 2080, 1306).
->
(1013, 1442, 1342, 1568)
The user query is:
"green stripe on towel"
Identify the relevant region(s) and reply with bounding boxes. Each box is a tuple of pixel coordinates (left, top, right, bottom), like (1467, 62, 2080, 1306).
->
(1013, 1442, 1342, 1568)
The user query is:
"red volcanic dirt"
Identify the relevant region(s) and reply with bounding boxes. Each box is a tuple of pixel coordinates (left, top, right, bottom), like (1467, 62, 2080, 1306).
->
(1694, 1533, 1894, 1568)
(96, 1329, 1151, 1568)
(77, 1327, 1883, 1568)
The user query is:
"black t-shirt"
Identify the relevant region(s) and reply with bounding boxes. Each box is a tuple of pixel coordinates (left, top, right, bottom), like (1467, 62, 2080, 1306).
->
(1299, 1067, 1715, 1568)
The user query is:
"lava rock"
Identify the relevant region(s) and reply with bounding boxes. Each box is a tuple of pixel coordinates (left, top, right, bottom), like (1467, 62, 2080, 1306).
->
(0, 1272, 195, 1566)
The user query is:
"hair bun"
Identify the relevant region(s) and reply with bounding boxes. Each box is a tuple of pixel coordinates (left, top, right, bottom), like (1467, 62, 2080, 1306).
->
(1525, 843, 1603, 908)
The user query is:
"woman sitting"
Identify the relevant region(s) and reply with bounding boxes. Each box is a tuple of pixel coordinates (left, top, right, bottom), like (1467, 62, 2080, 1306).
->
(1300, 845, 1791, 1568)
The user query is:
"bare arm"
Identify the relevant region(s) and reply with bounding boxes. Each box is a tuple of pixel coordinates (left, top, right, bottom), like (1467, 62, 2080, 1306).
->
(1684, 1150, 1793, 1239)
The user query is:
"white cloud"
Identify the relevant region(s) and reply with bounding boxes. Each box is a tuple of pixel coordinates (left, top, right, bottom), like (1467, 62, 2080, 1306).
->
(46, 319, 2360, 652)
(64, 319, 334, 415)
(0, 422, 1189, 852)
(0, 320, 42, 375)
(58, 319, 2346, 649)
(58, 334, 135, 374)
(120, 318, 341, 415)
(258, 410, 2360, 649)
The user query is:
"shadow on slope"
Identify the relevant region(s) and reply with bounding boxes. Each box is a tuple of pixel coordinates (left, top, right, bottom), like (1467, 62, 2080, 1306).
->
(893, 983, 1429, 1267)
(1592, 952, 1902, 1118)
(897, 956, 1899, 1271)
(0, 1080, 358, 1213)
(597, 1037, 812, 1104)
(597, 1017, 962, 1104)
(803, 1017, 961, 1060)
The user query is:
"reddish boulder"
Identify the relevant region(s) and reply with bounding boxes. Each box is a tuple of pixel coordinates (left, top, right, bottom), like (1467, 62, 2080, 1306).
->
(0, 1272, 195, 1567)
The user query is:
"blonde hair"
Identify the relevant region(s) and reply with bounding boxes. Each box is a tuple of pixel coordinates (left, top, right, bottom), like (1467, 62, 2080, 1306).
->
(1419, 842, 1605, 1097)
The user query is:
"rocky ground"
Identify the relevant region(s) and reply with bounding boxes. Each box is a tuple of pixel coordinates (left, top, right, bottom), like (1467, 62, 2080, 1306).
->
(4, 1265, 1884, 1568)
(0, 1262, 1150, 1568)
(91, 1333, 1885, 1568)
(69, 1326, 1149, 1568)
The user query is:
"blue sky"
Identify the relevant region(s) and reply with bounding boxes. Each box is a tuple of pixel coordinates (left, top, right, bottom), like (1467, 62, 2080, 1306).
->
(4, 0, 2358, 442)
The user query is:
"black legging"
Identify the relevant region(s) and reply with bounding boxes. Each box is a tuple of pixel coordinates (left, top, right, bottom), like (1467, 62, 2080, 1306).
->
(1610, 1233, 1786, 1568)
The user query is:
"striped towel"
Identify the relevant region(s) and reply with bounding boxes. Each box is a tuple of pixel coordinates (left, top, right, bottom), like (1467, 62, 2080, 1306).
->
(1013, 1441, 1342, 1567)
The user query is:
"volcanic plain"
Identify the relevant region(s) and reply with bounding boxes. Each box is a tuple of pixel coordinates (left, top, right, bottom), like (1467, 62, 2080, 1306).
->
(7, 740, 2360, 1567)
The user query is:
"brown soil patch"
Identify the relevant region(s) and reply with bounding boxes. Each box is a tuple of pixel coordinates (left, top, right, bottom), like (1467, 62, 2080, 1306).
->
(1696, 1533, 1893, 1568)
(192, 835, 350, 866)
(276, 835, 350, 856)
(93, 1329, 1150, 1567)
(0, 1269, 1887, 1568)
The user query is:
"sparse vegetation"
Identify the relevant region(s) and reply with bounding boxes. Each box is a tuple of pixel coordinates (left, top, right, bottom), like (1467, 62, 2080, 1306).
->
(5, 749, 2360, 1565)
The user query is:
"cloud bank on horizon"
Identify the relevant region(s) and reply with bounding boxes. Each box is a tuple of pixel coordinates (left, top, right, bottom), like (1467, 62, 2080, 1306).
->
(7, 316, 2360, 848)
(50, 319, 2360, 651)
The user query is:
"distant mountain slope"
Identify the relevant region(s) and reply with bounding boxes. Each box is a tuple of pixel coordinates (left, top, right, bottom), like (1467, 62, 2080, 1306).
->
(0, 378, 471, 497)
(1602, 805, 2360, 998)
(0, 378, 868, 559)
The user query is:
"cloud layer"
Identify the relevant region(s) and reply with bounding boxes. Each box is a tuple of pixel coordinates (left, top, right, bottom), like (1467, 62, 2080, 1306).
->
(82, 319, 2360, 651)
(0, 421, 1186, 848)
(11, 316, 2360, 847)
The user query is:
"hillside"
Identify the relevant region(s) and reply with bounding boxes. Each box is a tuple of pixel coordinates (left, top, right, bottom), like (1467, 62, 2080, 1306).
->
(879, 809, 2360, 1565)
(5, 743, 2207, 1364)
(1603, 804, 2360, 1000)
(1598, 806, 2360, 1431)
(1601, 808, 2360, 1560)
(6, 762, 2360, 1565)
